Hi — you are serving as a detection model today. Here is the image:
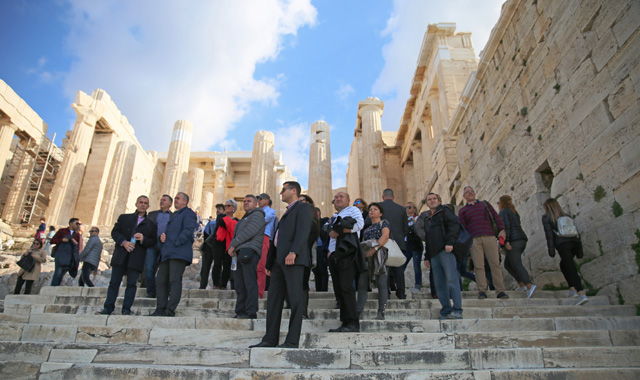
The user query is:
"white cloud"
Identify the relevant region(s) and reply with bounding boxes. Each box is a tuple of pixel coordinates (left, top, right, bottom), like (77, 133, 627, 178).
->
(61, 0, 317, 151)
(272, 122, 309, 188)
(335, 83, 355, 101)
(373, 0, 504, 131)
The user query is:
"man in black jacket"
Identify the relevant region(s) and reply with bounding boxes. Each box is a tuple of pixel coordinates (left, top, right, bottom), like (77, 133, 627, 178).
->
(99, 196, 157, 315)
(250, 181, 312, 349)
(380, 189, 409, 299)
(415, 193, 463, 319)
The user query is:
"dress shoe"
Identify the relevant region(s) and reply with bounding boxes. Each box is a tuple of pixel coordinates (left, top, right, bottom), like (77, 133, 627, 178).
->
(341, 324, 360, 333)
(121, 309, 132, 316)
(149, 310, 165, 317)
(249, 341, 276, 348)
(164, 309, 176, 317)
(96, 309, 112, 315)
(278, 342, 299, 348)
(329, 325, 345, 333)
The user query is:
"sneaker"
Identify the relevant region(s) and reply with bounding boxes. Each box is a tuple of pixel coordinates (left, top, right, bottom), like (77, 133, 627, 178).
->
(567, 290, 578, 298)
(447, 312, 463, 319)
(411, 287, 421, 293)
(478, 292, 488, 300)
(526, 285, 537, 299)
(497, 292, 509, 299)
(516, 286, 527, 291)
(575, 294, 589, 306)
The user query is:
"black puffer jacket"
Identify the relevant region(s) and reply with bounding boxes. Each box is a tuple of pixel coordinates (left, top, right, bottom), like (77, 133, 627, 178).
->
(415, 205, 459, 260)
(499, 208, 528, 243)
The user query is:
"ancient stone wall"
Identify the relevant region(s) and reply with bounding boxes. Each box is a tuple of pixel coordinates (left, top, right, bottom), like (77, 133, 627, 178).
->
(451, 0, 640, 303)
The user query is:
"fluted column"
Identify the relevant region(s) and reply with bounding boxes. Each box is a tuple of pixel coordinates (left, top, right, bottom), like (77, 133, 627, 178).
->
(201, 191, 213, 219)
(411, 141, 425, 204)
(213, 156, 228, 205)
(47, 105, 100, 226)
(98, 141, 136, 225)
(2, 140, 34, 224)
(358, 97, 385, 202)
(249, 131, 275, 195)
(418, 123, 433, 181)
(0, 120, 17, 180)
(161, 120, 193, 198)
(428, 91, 442, 134)
(187, 168, 204, 211)
(308, 121, 333, 218)
(274, 164, 287, 217)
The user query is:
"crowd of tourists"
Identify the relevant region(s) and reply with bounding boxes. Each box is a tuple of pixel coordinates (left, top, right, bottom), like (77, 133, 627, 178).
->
(13, 183, 589, 349)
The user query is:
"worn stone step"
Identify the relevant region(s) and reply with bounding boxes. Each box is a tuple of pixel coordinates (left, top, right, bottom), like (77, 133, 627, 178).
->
(1, 342, 639, 371)
(4, 321, 638, 350)
(3, 360, 638, 380)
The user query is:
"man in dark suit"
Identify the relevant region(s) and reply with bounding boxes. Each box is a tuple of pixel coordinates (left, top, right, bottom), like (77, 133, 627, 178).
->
(151, 192, 198, 317)
(380, 188, 410, 299)
(250, 181, 312, 349)
(98, 195, 157, 315)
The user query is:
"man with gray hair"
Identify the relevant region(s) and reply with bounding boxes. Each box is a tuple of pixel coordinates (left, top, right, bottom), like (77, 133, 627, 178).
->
(212, 199, 239, 289)
(228, 195, 266, 319)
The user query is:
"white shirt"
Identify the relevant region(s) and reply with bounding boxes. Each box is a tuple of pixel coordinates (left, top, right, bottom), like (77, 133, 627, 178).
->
(327, 206, 365, 253)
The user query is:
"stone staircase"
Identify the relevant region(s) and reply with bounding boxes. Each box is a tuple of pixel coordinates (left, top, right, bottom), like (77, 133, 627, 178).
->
(1, 286, 639, 379)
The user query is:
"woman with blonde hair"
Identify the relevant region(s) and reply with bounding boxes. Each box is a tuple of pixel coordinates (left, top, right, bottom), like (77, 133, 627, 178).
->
(498, 195, 535, 298)
(542, 198, 588, 305)
(405, 201, 424, 293)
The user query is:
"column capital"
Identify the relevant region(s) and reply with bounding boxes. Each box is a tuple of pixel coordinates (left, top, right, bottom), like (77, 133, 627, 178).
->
(358, 103, 384, 118)
(0, 118, 17, 131)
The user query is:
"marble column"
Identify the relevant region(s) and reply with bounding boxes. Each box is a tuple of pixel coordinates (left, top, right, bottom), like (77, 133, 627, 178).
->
(419, 122, 433, 181)
(411, 141, 425, 205)
(249, 131, 275, 196)
(47, 105, 100, 226)
(308, 121, 333, 218)
(161, 120, 193, 198)
(274, 162, 287, 217)
(187, 168, 204, 211)
(213, 156, 228, 205)
(1, 140, 34, 224)
(403, 162, 416, 205)
(358, 97, 386, 203)
(0, 120, 17, 180)
(98, 141, 136, 226)
(201, 191, 213, 219)
(428, 91, 442, 134)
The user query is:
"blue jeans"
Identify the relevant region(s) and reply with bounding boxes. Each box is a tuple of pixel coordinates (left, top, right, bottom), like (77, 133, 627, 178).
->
(431, 250, 463, 317)
(405, 247, 423, 288)
(145, 242, 161, 296)
(50, 265, 70, 286)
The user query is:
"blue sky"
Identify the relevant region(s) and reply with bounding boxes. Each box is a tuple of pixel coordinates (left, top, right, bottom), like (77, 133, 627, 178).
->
(0, 0, 503, 189)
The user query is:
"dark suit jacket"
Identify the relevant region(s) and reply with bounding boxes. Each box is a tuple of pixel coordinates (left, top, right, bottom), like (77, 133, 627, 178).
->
(266, 200, 313, 269)
(111, 212, 157, 272)
(380, 199, 409, 251)
(161, 206, 198, 265)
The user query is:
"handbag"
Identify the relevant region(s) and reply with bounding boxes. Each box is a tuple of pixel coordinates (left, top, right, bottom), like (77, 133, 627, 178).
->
(17, 254, 35, 273)
(383, 239, 405, 267)
(482, 201, 500, 237)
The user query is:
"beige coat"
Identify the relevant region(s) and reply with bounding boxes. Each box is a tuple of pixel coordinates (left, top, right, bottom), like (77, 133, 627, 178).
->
(17, 248, 47, 281)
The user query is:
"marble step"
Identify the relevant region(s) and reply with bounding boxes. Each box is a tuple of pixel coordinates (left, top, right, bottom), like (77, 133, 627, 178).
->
(3, 321, 639, 349)
(6, 361, 640, 380)
(1, 342, 639, 371)
(4, 312, 640, 334)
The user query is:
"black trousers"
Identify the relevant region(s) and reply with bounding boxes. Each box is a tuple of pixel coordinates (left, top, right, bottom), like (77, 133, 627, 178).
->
(156, 259, 187, 313)
(199, 246, 214, 289)
(329, 254, 358, 327)
(313, 248, 329, 291)
(261, 263, 305, 346)
(557, 241, 583, 291)
(78, 262, 96, 287)
(212, 241, 231, 288)
(234, 249, 259, 316)
(104, 265, 139, 313)
(14, 276, 34, 294)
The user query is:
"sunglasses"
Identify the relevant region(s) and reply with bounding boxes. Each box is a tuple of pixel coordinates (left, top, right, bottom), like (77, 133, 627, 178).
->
(353, 200, 362, 205)
(405, 206, 413, 209)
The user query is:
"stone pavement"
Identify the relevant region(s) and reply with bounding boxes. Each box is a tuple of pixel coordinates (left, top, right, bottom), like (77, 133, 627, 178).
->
(1, 286, 639, 379)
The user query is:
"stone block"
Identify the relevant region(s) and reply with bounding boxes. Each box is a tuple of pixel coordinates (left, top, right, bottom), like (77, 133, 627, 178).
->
(93, 345, 249, 367)
(491, 368, 640, 380)
(306, 332, 454, 350)
(555, 316, 640, 331)
(0, 322, 23, 341)
(195, 317, 253, 330)
(21, 325, 77, 343)
(612, 0, 640, 47)
(148, 328, 261, 348)
(0, 361, 42, 380)
(39, 362, 74, 374)
(614, 172, 640, 213)
(39, 286, 82, 296)
(106, 315, 196, 329)
(591, 29, 619, 72)
(441, 318, 555, 333)
(4, 295, 54, 306)
(29, 313, 107, 327)
(580, 248, 638, 289)
(49, 348, 97, 363)
(610, 329, 640, 346)
(543, 346, 640, 368)
(250, 348, 349, 369)
(617, 275, 640, 305)
(470, 348, 543, 369)
(0, 341, 53, 362)
(351, 349, 469, 370)
(568, 66, 615, 131)
(608, 22, 640, 85)
(456, 330, 612, 349)
(76, 326, 150, 344)
(609, 77, 637, 120)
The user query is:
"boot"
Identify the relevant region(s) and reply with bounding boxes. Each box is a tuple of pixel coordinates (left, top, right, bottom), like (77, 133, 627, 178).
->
(376, 310, 385, 320)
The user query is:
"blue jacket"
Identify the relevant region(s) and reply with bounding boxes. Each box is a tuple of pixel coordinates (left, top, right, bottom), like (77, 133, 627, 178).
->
(161, 206, 198, 265)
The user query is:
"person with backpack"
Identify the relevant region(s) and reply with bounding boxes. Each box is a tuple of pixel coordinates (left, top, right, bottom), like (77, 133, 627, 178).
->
(415, 193, 463, 319)
(498, 195, 536, 299)
(542, 198, 588, 305)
